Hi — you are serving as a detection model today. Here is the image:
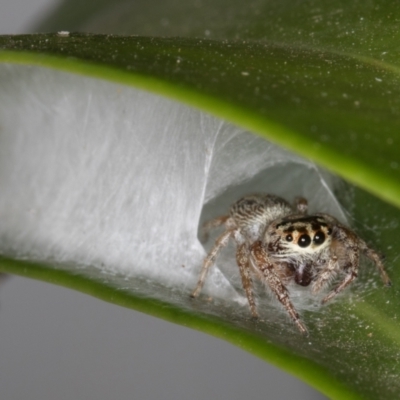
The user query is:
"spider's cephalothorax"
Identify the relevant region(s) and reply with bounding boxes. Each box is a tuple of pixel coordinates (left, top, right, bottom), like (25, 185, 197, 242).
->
(191, 193, 391, 334)
(265, 214, 334, 287)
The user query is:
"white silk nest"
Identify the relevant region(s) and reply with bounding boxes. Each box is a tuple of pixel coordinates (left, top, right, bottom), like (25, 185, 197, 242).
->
(0, 64, 346, 308)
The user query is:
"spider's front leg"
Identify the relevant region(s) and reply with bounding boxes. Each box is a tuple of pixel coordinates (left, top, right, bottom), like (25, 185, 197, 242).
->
(312, 256, 339, 295)
(321, 226, 360, 304)
(250, 241, 308, 334)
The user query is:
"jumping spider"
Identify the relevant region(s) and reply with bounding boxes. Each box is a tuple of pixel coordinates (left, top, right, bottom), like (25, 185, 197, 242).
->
(191, 193, 391, 334)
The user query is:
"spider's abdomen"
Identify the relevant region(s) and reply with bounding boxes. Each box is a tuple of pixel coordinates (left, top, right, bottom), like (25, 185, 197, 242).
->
(230, 194, 293, 240)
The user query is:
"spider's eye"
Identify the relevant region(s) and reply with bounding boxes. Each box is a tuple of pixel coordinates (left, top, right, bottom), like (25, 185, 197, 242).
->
(298, 234, 311, 248)
(286, 234, 293, 242)
(313, 231, 325, 245)
(327, 228, 332, 235)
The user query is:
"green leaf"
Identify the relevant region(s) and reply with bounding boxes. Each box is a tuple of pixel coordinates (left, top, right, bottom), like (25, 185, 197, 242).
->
(1, 32, 399, 207)
(1, 1, 400, 399)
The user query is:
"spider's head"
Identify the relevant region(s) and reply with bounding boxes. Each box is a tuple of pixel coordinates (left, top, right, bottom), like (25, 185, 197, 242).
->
(266, 215, 333, 261)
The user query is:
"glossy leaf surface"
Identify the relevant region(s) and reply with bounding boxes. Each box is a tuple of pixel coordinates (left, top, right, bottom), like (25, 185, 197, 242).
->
(1, 32, 399, 206)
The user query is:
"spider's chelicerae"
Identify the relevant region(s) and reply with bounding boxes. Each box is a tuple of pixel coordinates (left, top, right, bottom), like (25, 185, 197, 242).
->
(191, 193, 391, 334)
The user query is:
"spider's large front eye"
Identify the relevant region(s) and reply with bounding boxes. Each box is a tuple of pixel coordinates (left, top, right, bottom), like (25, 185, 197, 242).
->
(313, 231, 325, 245)
(298, 234, 311, 247)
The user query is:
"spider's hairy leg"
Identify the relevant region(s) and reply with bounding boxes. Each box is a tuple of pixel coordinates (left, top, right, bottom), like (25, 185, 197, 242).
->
(200, 215, 229, 242)
(322, 270, 358, 304)
(312, 256, 339, 294)
(322, 231, 359, 304)
(236, 243, 258, 318)
(251, 241, 308, 335)
(360, 239, 392, 287)
(191, 227, 234, 298)
(294, 196, 308, 214)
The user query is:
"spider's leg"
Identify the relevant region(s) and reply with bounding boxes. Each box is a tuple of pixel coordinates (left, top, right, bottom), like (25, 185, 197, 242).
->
(236, 243, 258, 318)
(312, 256, 339, 294)
(191, 228, 233, 298)
(201, 215, 229, 242)
(251, 241, 308, 334)
(294, 197, 308, 214)
(322, 270, 358, 304)
(360, 240, 391, 286)
(322, 240, 359, 304)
